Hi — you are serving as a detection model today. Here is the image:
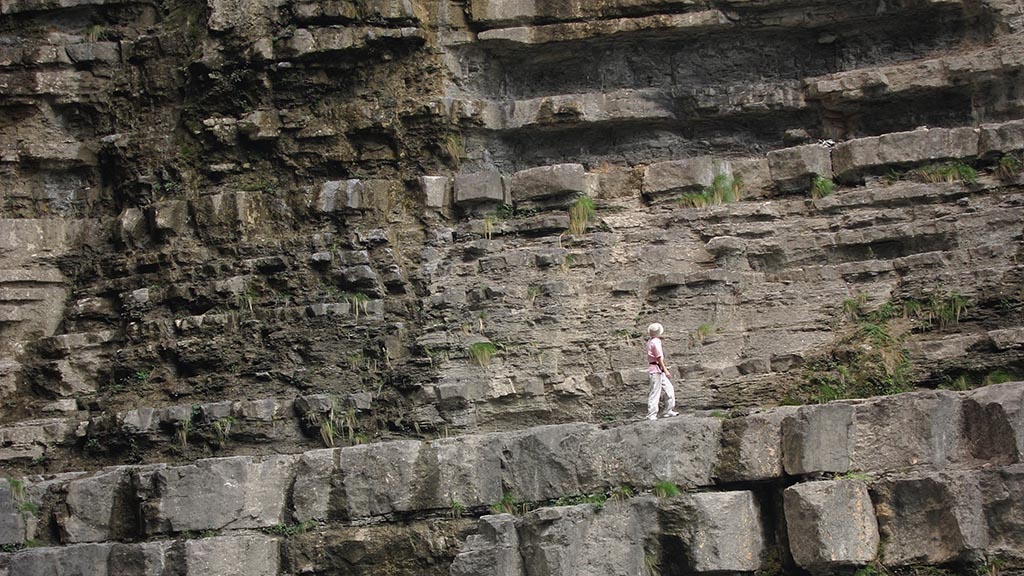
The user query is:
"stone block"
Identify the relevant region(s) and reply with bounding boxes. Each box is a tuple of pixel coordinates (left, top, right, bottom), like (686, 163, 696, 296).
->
(433, 434, 503, 509)
(716, 406, 799, 482)
(962, 382, 1024, 463)
(152, 201, 189, 236)
(0, 483, 24, 546)
(237, 109, 281, 140)
(454, 171, 507, 206)
(498, 424, 596, 503)
(419, 175, 449, 208)
(767, 144, 832, 192)
(137, 455, 296, 534)
(729, 157, 771, 196)
(6, 543, 112, 576)
(849, 390, 965, 472)
(335, 440, 424, 518)
(118, 208, 147, 246)
(292, 448, 337, 522)
(833, 127, 980, 183)
(782, 403, 853, 475)
(509, 163, 586, 206)
(587, 417, 721, 490)
(642, 156, 716, 198)
(450, 514, 523, 576)
(872, 473, 973, 565)
(58, 467, 134, 543)
(978, 118, 1024, 158)
(784, 480, 879, 573)
(315, 179, 390, 212)
(663, 491, 765, 573)
(185, 533, 280, 576)
(65, 42, 120, 64)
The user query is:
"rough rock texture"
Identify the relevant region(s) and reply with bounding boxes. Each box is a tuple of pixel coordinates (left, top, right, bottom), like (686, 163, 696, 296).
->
(784, 480, 880, 573)
(2, 0, 1024, 573)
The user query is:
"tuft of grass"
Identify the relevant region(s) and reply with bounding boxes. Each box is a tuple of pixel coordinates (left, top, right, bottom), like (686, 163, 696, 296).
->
(490, 492, 525, 515)
(914, 162, 977, 185)
(212, 416, 236, 448)
(449, 498, 467, 519)
(262, 520, 317, 537)
(678, 173, 742, 208)
(175, 418, 191, 451)
(609, 484, 634, 504)
(811, 176, 835, 199)
(997, 153, 1022, 181)
(690, 323, 715, 346)
(441, 132, 463, 168)
(567, 196, 596, 237)
(653, 481, 681, 498)
(467, 341, 498, 368)
(983, 369, 1015, 386)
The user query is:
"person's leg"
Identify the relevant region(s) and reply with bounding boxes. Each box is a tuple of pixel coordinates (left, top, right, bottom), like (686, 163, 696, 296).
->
(647, 373, 662, 419)
(661, 376, 677, 416)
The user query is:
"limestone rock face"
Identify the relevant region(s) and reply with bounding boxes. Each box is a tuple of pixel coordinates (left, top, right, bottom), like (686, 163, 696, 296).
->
(784, 480, 880, 573)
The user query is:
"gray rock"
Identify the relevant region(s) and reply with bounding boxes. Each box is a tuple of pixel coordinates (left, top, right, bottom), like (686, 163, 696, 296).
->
(587, 417, 721, 490)
(499, 424, 596, 503)
(335, 440, 424, 518)
(450, 514, 524, 576)
(6, 543, 112, 576)
(832, 127, 980, 183)
(420, 175, 450, 208)
(509, 164, 586, 206)
(662, 491, 765, 573)
(237, 109, 281, 140)
(58, 467, 134, 543)
(784, 480, 879, 573)
(152, 201, 189, 236)
(962, 382, 1024, 463)
(642, 156, 716, 198)
(767, 144, 832, 192)
(454, 171, 507, 206)
(137, 455, 296, 534)
(433, 434, 503, 510)
(978, 118, 1024, 158)
(782, 403, 853, 475)
(872, 472, 973, 565)
(118, 208, 147, 245)
(292, 448, 337, 522)
(0, 483, 25, 546)
(848, 390, 965, 472)
(716, 406, 799, 482)
(185, 533, 280, 576)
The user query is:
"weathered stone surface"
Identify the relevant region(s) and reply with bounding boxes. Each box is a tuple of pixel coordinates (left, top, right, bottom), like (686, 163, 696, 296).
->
(137, 455, 296, 534)
(58, 467, 134, 543)
(509, 163, 586, 206)
(642, 156, 716, 198)
(420, 175, 450, 208)
(449, 514, 524, 576)
(962, 382, 1024, 463)
(978, 118, 1024, 158)
(185, 533, 280, 576)
(849, 390, 965, 472)
(152, 201, 189, 236)
(315, 179, 394, 212)
(477, 11, 729, 44)
(0, 484, 25, 546)
(784, 480, 879, 573)
(335, 440, 424, 518)
(454, 171, 507, 206)
(767, 144, 832, 192)
(663, 491, 765, 573)
(782, 403, 853, 475)
(716, 406, 799, 482)
(433, 433, 503, 510)
(498, 424, 595, 503)
(832, 127, 980, 182)
(6, 543, 113, 576)
(587, 417, 722, 489)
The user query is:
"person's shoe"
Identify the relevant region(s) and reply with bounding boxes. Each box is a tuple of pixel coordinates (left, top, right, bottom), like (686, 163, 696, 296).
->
(646, 415, 657, 421)
(662, 411, 679, 417)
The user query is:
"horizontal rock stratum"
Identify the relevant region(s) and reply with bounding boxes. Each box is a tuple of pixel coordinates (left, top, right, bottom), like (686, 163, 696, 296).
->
(2, 382, 1024, 574)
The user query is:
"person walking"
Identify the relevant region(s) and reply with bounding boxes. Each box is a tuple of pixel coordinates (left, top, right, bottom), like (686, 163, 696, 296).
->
(646, 323, 678, 420)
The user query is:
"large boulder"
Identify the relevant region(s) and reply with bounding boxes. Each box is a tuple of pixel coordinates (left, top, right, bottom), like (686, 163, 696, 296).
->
(767, 144, 832, 192)
(58, 467, 135, 543)
(716, 406, 799, 482)
(509, 164, 587, 209)
(832, 127, 979, 183)
(661, 491, 765, 573)
(185, 533, 280, 576)
(449, 514, 524, 576)
(782, 403, 854, 475)
(136, 455, 296, 534)
(641, 157, 717, 199)
(454, 171, 508, 207)
(784, 480, 879, 573)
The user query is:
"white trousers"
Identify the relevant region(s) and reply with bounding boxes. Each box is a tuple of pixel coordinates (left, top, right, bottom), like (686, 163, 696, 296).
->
(647, 372, 675, 418)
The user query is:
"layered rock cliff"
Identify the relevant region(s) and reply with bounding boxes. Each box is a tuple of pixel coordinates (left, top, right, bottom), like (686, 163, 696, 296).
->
(2, 0, 1024, 574)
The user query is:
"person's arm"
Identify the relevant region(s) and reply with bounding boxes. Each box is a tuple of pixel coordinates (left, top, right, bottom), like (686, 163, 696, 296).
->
(657, 356, 671, 379)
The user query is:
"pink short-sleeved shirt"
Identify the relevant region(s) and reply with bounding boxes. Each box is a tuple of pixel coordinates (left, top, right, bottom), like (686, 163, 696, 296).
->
(646, 337, 663, 374)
